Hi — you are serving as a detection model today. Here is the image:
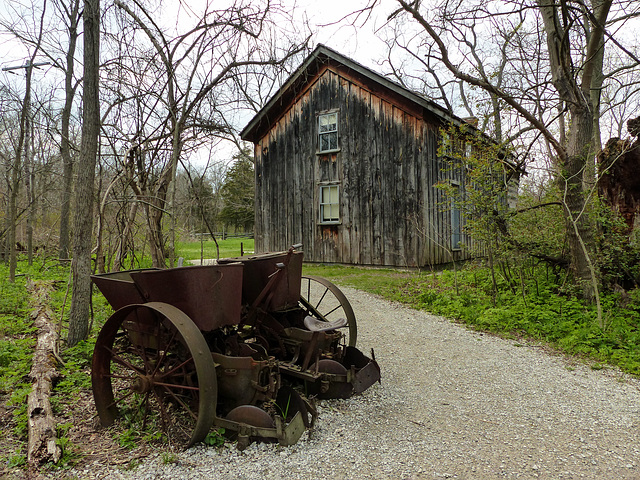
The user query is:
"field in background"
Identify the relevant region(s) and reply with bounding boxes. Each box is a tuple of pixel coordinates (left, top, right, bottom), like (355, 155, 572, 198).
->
(175, 238, 255, 261)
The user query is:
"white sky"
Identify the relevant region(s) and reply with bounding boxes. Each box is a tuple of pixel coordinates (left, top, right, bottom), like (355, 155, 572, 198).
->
(296, 0, 392, 64)
(0, 1, 391, 80)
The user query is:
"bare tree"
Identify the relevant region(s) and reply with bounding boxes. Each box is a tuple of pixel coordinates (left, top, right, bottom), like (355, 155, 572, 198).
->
(67, 0, 100, 347)
(55, 0, 82, 260)
(2, 2, 47, 280)
(0, 89, 19, 264)
(379, 0, 640, 314)
(0, 82, 74, 263)
(2, 0, 85, 261)
(174, 152, 228, 237)
(100, 0, 309, 268)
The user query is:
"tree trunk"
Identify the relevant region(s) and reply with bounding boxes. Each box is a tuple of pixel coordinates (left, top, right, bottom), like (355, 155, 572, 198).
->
(26, 280, 61, 467)
(146, 193, 167, 268)
(59, 133, 74, 260)
(95, 169, 106, 274)
(167, 154, 178, 268)
(113, 201, 138, 271)
(68, 0, 100, 347)
(166, 129, 182, 268)
(7, 154, 20, 281)
(25, 121, 34, 266)
(8, 61, 34, 282)
(1, 154, 9, 264)
(59, 0, 80, 261)
(562, 106, 597, 301)
(586, 0, 607, 187)
(537, 0, 611, 304)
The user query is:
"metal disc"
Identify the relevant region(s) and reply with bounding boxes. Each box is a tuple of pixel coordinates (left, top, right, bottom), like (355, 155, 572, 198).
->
(226, 405, 275, 428)
(311, 359, 353, 399)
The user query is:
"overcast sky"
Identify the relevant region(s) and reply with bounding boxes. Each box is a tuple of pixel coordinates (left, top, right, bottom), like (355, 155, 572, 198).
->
(297, 0, 391, 65)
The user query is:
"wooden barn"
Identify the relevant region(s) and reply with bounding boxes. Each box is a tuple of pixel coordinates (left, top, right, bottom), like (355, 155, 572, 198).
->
(241, 44, 515, 268)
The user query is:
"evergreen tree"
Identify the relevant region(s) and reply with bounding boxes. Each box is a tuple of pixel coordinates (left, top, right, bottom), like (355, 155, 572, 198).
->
(219, 149, 255, 232)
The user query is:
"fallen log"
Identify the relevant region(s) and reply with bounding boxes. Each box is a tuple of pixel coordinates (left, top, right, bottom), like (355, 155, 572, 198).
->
(26, 280, 61, 467)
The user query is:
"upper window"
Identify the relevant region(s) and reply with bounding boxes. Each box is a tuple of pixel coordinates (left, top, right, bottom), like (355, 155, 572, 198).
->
(318, 112, 338, 152)
(319, 184, 340, 224)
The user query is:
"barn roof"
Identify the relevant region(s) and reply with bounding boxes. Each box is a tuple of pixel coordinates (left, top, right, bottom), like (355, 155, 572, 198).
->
(240, 44, 470, 143)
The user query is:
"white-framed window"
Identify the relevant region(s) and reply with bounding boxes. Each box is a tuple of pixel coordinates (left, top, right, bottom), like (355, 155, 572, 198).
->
(451, 183, 462, 250)
(318, 112, 338, 152)
(319, 184, 340, 224)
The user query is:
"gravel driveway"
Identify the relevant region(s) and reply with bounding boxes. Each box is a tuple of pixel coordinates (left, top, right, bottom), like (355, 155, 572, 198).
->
(65, 286, 640, 479)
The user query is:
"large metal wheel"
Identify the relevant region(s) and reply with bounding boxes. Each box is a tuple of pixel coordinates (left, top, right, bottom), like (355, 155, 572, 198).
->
(92, 302, 217, 447)
(299, 275, 357, 348)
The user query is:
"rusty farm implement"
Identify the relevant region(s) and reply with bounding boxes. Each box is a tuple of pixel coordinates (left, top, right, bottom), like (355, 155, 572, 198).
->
(90, 245, 380, 449)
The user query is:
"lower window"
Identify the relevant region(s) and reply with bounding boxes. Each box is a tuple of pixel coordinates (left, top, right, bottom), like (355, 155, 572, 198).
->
(320, 184, 340, 224)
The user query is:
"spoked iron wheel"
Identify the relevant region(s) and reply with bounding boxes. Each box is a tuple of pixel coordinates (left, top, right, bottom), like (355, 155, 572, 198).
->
(92, 302, 217, 447)
(299, 275, 357, 348)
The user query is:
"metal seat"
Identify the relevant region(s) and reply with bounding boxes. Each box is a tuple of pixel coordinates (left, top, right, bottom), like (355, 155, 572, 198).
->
(303, 315, 348, 332)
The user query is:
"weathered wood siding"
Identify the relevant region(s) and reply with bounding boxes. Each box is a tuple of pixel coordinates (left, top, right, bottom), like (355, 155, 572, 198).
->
(254, 66, 474, 267)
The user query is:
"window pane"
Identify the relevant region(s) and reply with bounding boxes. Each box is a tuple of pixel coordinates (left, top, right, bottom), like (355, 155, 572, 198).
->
(320, 132, 338, 151)
(328, 132, 337, 150)
(452, 208, 461, 248)
(330, 186, 338, 203)
(326, 113, 337, 130)
(319, 113, 337, 132)
(442, 132, 451, 156)
(330, 204, 339, 220)
(319, 116, 329, 132)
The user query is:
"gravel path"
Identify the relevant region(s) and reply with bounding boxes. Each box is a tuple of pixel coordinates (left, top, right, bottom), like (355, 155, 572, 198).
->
(65, 287, 640, 479)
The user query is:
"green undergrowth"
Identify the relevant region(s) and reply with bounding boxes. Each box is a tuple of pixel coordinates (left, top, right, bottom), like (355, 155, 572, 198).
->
(304, 262, 640, 376)
(0, 270, 36, 459)
(0, 259, 110, 470)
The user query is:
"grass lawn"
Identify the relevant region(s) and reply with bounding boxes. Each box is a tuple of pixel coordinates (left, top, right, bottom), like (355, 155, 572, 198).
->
(175, 237, 255, 261)
(301, 263, 415, 299)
